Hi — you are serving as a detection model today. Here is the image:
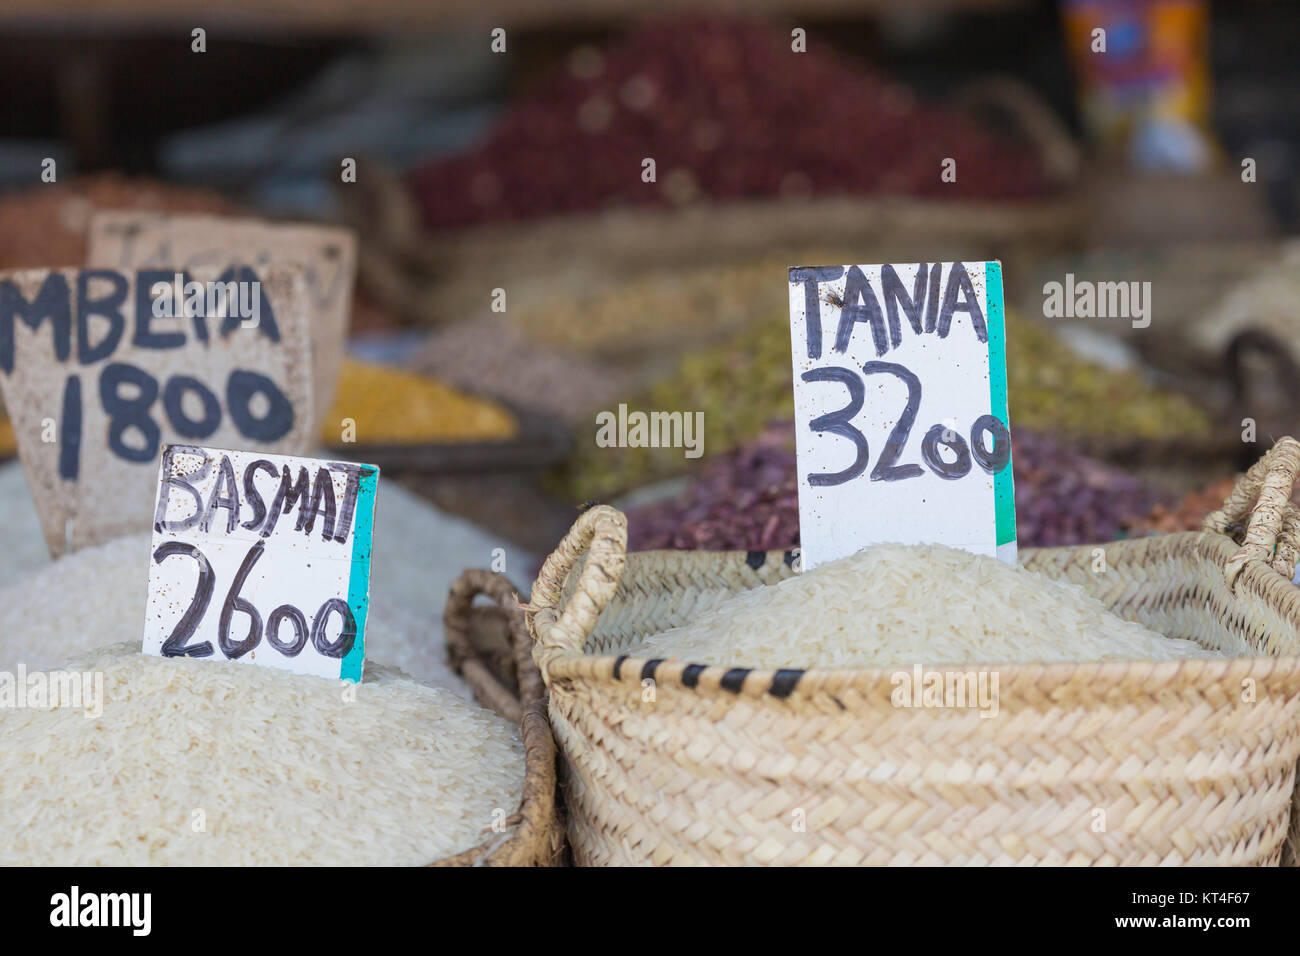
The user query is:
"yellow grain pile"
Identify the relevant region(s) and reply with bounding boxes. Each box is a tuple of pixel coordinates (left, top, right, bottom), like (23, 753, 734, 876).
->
(321, 359, 518, 445)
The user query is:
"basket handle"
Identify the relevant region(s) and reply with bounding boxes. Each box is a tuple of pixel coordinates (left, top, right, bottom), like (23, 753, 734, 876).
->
(1275, 508, 1300, 581)
(1204, 436, 1300, 585)
(444, 568, 533, 723)
(527, 505, 628, 656)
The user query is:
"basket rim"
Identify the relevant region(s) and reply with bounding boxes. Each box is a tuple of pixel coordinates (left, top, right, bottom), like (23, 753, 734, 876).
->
(541, 530, 1300, 703)
(544, 646, 1300, 700)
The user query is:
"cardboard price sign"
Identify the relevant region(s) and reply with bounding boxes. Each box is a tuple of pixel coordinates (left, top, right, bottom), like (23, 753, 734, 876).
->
(787, 261, 1016, 571)
(143, 445, 379, 682)
(0, 266, 314, 556)
(87, 213, 356, 434)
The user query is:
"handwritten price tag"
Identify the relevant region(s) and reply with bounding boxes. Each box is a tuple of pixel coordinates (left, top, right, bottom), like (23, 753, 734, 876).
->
(88, 213, 356, 436)
(787, 261, 1016, 571)
(143, 445, 379, 682)
(0, 266, 313, 555)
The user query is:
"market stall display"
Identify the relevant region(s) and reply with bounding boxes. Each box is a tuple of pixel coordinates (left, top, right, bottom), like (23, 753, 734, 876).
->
(0, 1, 1293, 877)
(515, 254, 802, 358)
(359, 14, 1082, 329)
(1126, 471, 1300, 539)
(320, 357, 574, 476)
(1009, 429, 1167, 547)
(527, 443, 1300, 866)
(626, 421, 797, 553)
(1128, 476, 1240, 537)
(0, 533, 465, 694)
(0, 174, 402, 336)
(556, 313, 792, 501)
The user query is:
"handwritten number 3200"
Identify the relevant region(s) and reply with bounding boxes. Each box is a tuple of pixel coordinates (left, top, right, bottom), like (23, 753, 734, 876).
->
(801, 361, 1010, 487)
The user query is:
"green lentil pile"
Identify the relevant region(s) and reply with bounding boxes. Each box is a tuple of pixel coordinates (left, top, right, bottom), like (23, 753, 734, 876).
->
(517, 256, 817, 359)
(555, 313, 794, 501)
(555, 307, 1214, 502)
(1004, 312, 1212, 442)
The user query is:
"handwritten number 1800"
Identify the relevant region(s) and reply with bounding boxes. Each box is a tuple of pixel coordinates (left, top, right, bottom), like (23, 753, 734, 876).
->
(800, 361, 1010, 487)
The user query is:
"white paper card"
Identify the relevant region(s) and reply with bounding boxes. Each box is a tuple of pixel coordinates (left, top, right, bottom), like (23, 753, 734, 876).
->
(788, 261, 1016, 571)
(142, 445, 379, 682)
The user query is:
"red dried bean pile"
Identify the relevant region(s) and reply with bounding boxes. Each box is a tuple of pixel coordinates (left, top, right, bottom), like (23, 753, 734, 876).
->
(0, 174, 235, 270)
(628, 421, 799, 552)
(626, 424, 1164, 551)
(413, 16, 1049, 230)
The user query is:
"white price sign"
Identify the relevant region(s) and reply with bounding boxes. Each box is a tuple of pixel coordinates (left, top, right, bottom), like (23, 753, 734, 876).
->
(142, 444, 379, 682)
(787, 261, 1015, 571)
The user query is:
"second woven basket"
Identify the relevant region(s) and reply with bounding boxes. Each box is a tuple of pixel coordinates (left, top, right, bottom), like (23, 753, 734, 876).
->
(527, 438, 1300, 866)
(437, 569, 566, 866)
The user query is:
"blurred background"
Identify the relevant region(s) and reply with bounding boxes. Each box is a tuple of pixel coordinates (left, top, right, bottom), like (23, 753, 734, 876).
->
(0, 0, 1297, 559)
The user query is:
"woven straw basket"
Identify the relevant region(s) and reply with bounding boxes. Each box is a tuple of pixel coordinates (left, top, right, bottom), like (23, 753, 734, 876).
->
(436, 569, 565, 866)
(526, 439, 1300, 866)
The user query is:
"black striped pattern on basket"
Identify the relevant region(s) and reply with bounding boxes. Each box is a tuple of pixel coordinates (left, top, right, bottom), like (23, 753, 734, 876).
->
(744, 549, 800, 569)
(612, 654, 806, 698)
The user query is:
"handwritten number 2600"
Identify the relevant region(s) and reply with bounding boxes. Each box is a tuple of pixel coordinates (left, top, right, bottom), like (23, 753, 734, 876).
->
(152, 540, 357, 661)
(800, 361, 1010, 487)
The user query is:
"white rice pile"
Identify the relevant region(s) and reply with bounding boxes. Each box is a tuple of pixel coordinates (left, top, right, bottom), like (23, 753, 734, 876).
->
(0, 533, 469, 696)
(630, 543, 1222, 669)
(0, 459, 536, 605)
(0, 643, 524, 866)
(0, 458, 537, 690)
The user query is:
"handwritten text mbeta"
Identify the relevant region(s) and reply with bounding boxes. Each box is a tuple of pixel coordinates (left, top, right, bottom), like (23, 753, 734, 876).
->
(0, 268, 280, 373)
(0, 269, 292, 480)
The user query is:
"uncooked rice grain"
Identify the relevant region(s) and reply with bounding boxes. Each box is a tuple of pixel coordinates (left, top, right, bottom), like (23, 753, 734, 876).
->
(630, 543, 1224, 669)
(0, 643, 524, 866)
(0, 459, 536, 689)
(0, 533, 470, 697)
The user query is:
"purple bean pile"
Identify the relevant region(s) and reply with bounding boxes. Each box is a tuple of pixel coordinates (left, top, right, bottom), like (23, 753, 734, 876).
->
(627, 423, 1164, 551)
(1010, 430, 1166, 548)
(628, 422, 799, 552)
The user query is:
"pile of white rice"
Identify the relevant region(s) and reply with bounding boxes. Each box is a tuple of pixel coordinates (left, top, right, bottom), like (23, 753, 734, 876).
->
(0, 533, 469, 696)
(0, 643, 524, 866)
(630, 543, 1222, 669)
(0, 458, 537, 691)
